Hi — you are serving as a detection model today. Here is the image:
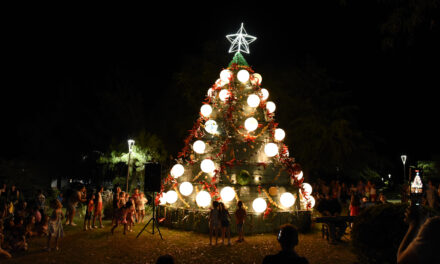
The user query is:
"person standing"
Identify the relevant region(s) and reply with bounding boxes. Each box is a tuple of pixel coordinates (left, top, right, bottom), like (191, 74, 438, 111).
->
(65, 185, 86, 226)
(46, 200, 64, 251)
(208, 201, 220, 245)
(219, 202, 231, 245)
(92, 186, 104, 229)
(234, 201, 246, 242)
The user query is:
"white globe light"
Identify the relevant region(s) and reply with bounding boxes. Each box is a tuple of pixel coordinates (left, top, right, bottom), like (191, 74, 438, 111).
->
(220, 186, 235, 202)
(200, 104, 212, 117)
(179, 182, 193, 196)
(253, 73, 262, 85)
(159, 194, 166, 205)
(244, 117, 258, 132)
(260, 88, 269, 100)
(302, 183, 313, 195)
(165, 190, 178, 204)
(196, 190, 211, 207)
(247, 94, 260, 107)
(193, 140, 206, 154)
(171, 164, 184, 178)
(219, 89, 230, 102)
(266, 101, 276, 113)
(200, 159, 215, 173)
(207, 88, 214, 97)
(252, 198, 267, 213)
(220, 69, 232, 83)
(280, 192, 295, 208)
(237, 70, 250, 83)
(296, 171, 303, 180)
(307, 196, 316, 208)
(204, 120, 218, 134)
(274, 128, 285, 141)
(264, 143, 279, 157)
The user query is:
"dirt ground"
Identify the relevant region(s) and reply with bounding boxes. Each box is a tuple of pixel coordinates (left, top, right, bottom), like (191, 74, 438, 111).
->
(2, 219, 357, 264)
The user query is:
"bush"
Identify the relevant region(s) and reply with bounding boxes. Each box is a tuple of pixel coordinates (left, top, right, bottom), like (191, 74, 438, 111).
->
(351, 203, 408, 264)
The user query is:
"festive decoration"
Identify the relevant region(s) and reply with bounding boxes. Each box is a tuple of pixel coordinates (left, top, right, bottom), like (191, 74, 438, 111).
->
(237, 170, 251, 185)
(196, 190, 211, 207)
(179, 182, 194, 196)
(274, 128, 285, 141)
(171, 164, 184, 178)
(237, 69, 250, 83)
(200, 159, 215, 173)
(252, 198, 267, 213)
(193, 140, 206, 154)
(165, 190, 178, 204)
(220, 69, 232, 83)
(247, 94, 261, 107)
(266, 101, 276, 113)
(226, 23, 257, 54)
(268, 186, 279, 196)
(220, 186, 236, 202)
(280, 192, 295, 208)
(302, 183, 312, 195)
(200, 104, 212, 117)
(253, 73, 262, 85)
(264, 143, 278, 157)
(244, 117, 258, 132)
(204, 120, 218, 134)
(260, 88, 269, 101)
(219, 89, 230, 101)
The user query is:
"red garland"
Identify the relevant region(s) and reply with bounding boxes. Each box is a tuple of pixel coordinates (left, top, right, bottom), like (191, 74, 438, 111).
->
(263, 203, 273, 219)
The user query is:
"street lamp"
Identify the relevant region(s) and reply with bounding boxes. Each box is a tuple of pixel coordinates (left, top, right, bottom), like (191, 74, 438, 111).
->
(126, 139, 135, 193)
(401, 155, 407, 183)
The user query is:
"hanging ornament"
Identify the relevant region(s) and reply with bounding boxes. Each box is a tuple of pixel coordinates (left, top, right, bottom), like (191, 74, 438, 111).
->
(179, 182, 194, 196)
(268, 186, 279, 196)
(220, 69, 232, 83)
(196, 190, 211, 207)
(207, 88, 214, 97)
(274, 128, 285, 141)
(253, 73, 262, 85)
(226, 23, 257, 54)
(193, 140, 206, 154)
(306, 196, 316, 208)
(244, 117, 258, 132)
(200, 104, 213, 117)
(204, 120, 218, 134)
(260, 88, 269, 101)
(237, 170, 251, 185)
(237, 70, 250, 83)
(302, 183, 313, 196)
(200, 159, 215, 173)
(219, 89, 230, 102)
(264, 143, 278, 157)
(165, 190, 178, 204)
(296, 171, 304, 180)
(171, 164, 184, 178)
(247, 94, 260, 107)
(220, 186, 235, 202)
(266, 101, 276, 113)
(280, 192, 295, 208)
(159, 194, 167, 205)
(252, 198, 267, 213)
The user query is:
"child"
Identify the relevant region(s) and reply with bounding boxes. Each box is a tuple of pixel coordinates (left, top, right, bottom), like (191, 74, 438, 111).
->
(234, 201, 246, 242)
(37, 215, 49, 237)
(92, 187, 104, 229)
(219, 202, 231, 245)
(138, 193, 148, 223)
(83, 193, 95, 231)
(46, 200, 64, 251)
(349, 194, 360, 217)
(208, 201, 220, 245)
(131, 188, 140, 223)
(126, 198, 136, 232)
(111, 201, 131, 235)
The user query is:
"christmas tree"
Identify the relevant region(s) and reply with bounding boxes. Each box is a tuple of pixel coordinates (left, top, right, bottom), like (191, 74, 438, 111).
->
(157, 24, 315, 222)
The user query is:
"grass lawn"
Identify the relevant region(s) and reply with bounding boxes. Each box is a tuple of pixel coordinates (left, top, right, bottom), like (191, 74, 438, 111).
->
(3, 216, 357, 264)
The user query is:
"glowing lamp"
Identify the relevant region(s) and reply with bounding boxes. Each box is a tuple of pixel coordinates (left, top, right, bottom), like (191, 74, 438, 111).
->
(207, 88, 214, 97)
(193, 140, 206, 154)
(237, 70, 250, 83)
(307, 196, 316, 208)
(280, 192, 295, 208)
(220, 186, 235, 202)
(219, 89, 230, 102)
(244, 117, 258, 132)
(252, 198, 267, 213)
(260, 88, 269, 101)
(274, 128, 285, 141)
(296, 171, 303, 180)
(266, 101, 276, 113)
(302, 183, 312, 195)
(253, 73, 262, 85)
(220, 69, 232, 83)
(264, 143, 278, 157)
(247, 94, 260, 107)
(171, 164, 184, 178)
(200, 104, 212, 117)
(201, 159, 215, 173)
(196, 190, 211, 207)
(159, 194, 166, 205)
(165, 190, 178, 204)
(204, 120, 218, 134)
(179, 182, 193, 196)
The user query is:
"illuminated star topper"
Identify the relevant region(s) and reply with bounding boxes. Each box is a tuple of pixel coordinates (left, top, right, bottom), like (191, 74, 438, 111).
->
(226, 23, 257, 54)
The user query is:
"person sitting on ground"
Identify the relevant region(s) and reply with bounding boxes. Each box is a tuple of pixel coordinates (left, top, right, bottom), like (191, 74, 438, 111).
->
(263, 224, 308, 264)
(397, 205, 440, 263)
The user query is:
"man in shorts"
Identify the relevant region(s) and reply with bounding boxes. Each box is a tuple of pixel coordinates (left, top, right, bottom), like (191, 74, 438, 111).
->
(65, 185, 86, 226)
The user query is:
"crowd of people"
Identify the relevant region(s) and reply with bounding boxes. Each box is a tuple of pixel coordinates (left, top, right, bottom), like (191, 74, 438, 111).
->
(0, 182, 148, 258)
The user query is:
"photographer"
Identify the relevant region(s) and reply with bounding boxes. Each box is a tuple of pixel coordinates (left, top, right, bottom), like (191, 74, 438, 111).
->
(397, 205, 440, 263)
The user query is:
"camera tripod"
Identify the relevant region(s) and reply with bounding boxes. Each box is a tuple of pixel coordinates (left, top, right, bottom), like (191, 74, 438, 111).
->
(136, 192, 163, 240)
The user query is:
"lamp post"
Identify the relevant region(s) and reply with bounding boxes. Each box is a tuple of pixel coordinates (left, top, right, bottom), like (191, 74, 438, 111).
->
(401, 155, 407, 184)
(126, 139, 135, 193)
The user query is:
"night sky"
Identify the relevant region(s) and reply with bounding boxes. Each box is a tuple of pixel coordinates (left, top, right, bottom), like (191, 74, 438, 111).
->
(3, 2, 439, 175)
